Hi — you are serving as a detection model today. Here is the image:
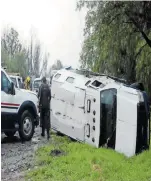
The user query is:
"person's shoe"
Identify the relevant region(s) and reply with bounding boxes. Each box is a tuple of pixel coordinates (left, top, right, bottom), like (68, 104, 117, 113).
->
(47, 135, 50, 140)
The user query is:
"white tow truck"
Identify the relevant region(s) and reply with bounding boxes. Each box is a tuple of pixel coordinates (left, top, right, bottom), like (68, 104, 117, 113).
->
(9, 75, 24, 89)
(51, 68, 150, 157)
(1, 67, 39, 141)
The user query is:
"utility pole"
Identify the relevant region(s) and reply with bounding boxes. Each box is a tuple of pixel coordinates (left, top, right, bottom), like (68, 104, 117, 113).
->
(30, 35, 33, 77)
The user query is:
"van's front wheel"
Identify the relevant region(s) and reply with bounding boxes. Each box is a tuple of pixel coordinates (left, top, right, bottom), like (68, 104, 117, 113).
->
(19, 110, 35, 141)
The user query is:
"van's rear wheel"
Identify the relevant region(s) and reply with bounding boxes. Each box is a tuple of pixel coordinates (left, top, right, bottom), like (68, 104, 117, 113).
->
(19, 110, 35, 141)
(4, 131, 16, 137)
(56, 131, 64, 136)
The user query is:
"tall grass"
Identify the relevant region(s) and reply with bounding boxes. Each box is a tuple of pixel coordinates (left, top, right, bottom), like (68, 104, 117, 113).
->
(27, 133, 151, 181)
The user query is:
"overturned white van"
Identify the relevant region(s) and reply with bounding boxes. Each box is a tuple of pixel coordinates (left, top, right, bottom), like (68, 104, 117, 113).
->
(51, 69, 150, 157)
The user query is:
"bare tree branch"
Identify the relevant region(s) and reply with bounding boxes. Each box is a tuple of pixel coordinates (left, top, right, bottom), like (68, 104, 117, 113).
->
(135, 43, 147, 59)
(125, 12, 151, 48)
(108, 13, 121, 25)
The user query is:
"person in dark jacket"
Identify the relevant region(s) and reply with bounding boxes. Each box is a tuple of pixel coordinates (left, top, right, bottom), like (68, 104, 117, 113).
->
(38, 77, 51, 140)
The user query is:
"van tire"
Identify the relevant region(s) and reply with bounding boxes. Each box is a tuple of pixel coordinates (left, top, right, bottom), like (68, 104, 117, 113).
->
(56, 131, 64, 136)
(69, 137, 76, 142)
(4, 131, 16, 137)
(19, 110, 35, 141)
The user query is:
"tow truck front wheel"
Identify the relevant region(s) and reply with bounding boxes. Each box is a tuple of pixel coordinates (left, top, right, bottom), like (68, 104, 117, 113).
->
(19, 110, 35, 141)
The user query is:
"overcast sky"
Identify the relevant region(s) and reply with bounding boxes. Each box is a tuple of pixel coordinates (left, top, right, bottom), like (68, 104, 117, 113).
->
(1, 0, 87, 69)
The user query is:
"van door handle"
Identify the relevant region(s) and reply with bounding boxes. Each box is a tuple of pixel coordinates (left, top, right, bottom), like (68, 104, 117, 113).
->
(79, 106, 84, 109)
(86, 123, 90, 138)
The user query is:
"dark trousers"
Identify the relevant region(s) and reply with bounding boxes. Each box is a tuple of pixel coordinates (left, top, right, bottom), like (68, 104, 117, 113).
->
(40, 108, 50, 137)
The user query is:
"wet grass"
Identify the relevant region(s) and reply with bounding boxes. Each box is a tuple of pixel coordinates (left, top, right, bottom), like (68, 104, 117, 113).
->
(26, 132, 151, 181)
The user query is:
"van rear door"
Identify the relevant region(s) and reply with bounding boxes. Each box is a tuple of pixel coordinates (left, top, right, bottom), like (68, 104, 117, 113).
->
(115, 87, 139, 157)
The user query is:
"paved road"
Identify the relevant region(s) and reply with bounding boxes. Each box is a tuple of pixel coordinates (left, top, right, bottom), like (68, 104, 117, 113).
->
(1, 127, 50, 181)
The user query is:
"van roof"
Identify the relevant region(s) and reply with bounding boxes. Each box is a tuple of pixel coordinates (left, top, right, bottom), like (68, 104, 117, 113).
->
(53, 69, 127, 91)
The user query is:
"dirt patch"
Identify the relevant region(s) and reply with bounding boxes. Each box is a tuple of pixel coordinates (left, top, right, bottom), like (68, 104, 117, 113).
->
(50, 149, 66, 157)
(1, 127, 51, 181)
(92, 164, 102, 172)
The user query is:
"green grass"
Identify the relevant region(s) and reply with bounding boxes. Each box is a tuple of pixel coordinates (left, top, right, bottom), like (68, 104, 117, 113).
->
(26, 132, 151, 181)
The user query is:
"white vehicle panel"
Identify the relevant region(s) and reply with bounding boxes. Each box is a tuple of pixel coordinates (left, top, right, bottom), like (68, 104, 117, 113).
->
(51, 69, 149, 157)
(115, 88, 139, 157)
(1, 68, 38, 114)
(84, 90, 100, 147)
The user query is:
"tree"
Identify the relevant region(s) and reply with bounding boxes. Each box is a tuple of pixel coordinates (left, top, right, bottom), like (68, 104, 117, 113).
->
(1, 46, 28, 77)
(1, 26, 59, 81)
(1, 27, 22, 57)
(1, 27, 28, 77)
(26, 29, 42, 78)
(33, 42, 41, 77)
(51, 60, 63, 70)
(40, 53, 49, 77)
(77, 1, 151, 94)
(1, 47, 8, 66)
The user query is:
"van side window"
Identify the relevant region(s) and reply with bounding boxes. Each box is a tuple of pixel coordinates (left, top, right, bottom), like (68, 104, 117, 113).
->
(92, 80, 104, 87)
(54, 73, 61, 79)
(1, 71, 11, 93)
(66, 77, 74, 83)
(101, 89, 116, 105)
(85, 80, 91, 86)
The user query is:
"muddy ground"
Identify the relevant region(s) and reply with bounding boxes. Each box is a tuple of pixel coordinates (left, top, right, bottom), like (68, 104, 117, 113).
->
(1, 127, 51, 181)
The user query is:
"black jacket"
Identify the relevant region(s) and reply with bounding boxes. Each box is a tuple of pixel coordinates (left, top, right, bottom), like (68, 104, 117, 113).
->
(38, 83, 51, 109)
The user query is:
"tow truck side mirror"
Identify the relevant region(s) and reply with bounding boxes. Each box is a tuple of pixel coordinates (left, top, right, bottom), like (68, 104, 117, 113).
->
(10, 82, 15, 95)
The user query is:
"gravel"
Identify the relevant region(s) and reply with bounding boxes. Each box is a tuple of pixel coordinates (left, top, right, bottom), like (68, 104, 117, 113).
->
(1, 127, 51, 181)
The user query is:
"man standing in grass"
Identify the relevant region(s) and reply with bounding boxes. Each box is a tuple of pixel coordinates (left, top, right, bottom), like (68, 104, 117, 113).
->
(38, 77, 51, 140)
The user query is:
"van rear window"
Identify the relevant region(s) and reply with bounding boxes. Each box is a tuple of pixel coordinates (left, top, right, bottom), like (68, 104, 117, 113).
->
(92, 80, 102, 87)
(92, 80, 105, 88)
(85, 80, 91, 86)
(54, 73, 61, 79)
(66, 77, 74, 83)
